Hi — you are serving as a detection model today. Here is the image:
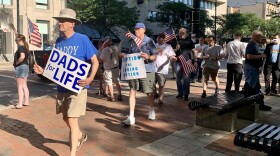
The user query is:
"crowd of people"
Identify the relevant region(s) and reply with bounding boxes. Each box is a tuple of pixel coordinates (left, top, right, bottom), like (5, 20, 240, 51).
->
(11, 8, 279, 156)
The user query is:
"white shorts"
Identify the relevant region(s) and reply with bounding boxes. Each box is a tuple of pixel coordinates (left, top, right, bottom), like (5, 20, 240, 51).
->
(103, 68, 120, 85)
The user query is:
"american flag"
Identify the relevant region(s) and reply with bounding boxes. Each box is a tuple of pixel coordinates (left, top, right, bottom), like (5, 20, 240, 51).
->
(178, 52, 196, 76)
(27, 17, 42, 47)
(125, 31, 142, 47)
(163, 28, 176, 42)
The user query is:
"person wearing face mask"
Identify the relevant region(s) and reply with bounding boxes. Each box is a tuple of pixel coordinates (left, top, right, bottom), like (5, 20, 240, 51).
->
(263, 33, 280, 96)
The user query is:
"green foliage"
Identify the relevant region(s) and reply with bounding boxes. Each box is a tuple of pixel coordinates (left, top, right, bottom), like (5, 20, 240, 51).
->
(147, 2, 192, 32)
(216, 13, 265, 38)
(67, 0, 139, 30)
(199, 10, 213, 37)
(147, 2, 213, 36)
(265, 17, 280, 38)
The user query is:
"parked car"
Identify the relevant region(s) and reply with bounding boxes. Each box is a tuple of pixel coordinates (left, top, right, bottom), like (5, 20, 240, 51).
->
(28, 49, 51, 80)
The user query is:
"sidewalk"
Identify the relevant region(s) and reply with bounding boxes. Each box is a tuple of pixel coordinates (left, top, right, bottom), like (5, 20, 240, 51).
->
(0, 68, 279, 155)
(0, 61, 13, 71)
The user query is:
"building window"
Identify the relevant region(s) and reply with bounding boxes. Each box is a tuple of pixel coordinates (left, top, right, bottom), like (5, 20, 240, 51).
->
(200, 0, 215, 10)
(36, 0, 48, 9)
(0, 0, 12, 5)
(36, 20, 49, 45)
(148, 11, 157, 20)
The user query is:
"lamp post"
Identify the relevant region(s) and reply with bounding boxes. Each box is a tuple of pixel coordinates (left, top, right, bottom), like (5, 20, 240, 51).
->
(192, 0, 200, 41)
(214, 0, 217, 40)
(17, 0, 19, 33)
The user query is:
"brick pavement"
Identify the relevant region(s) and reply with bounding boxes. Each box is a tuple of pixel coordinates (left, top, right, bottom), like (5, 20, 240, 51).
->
(0, 61, 279, 156)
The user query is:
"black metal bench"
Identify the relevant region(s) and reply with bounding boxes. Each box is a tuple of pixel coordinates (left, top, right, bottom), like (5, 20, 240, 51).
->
(234, 123, 280, 155)
(188, 93, 263, 132)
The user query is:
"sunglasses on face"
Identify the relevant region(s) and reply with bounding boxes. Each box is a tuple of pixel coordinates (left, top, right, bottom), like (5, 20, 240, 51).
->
(58, 19, 74, 23)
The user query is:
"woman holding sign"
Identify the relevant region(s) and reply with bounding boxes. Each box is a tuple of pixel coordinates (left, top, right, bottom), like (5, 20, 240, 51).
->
(13, 34, 30, 109)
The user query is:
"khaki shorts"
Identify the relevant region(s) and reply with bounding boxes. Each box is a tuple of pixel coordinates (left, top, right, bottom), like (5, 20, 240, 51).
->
(156, 73, 167, 87)
(56, 89, 87, 118)
(203, 67, 219, 81)
(128, 72, 155, 93)
(103, 68, 120, 85)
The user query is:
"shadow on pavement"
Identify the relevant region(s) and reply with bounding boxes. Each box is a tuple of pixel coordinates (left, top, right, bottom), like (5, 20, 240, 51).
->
(0, 76, 56, 107)
(0, 114, 68, 156)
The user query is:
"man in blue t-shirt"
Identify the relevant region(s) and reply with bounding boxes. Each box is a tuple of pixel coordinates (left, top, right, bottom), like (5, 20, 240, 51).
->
(34, 8, 99, 155)
(244, 30, 271, 111)
(120, 23, 157, 126)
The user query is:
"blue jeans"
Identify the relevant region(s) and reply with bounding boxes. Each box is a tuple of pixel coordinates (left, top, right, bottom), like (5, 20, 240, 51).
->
(15, 64, 29, 78)
(176, 62, 190, 97)
(244, 64, 264, 105)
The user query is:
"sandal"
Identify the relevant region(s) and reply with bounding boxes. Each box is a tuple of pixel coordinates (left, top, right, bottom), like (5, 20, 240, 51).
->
(76, 134, 87, 151)
(14, 105, 23, 109)
(107, 97, 116, 102)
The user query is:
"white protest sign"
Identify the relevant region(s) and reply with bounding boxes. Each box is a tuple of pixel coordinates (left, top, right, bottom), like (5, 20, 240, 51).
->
(121, 53, 146, 80)
(43, 48, 91, 94)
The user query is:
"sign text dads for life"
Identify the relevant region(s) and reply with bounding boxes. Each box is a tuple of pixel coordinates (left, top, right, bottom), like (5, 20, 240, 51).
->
(43, 48, 91, 93)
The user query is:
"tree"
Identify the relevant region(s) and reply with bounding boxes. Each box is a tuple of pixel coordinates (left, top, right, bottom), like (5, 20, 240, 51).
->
(147, 2, 192, 32)
(199, 10, 213, 37)
(265, 17, 280, 38)
(147, 2, 213, 36)
(216, 13, 265, 39)
(67, 0, 139, 30)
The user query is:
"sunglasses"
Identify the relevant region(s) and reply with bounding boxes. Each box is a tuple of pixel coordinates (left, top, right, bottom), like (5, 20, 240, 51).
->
(58, 19, 74, 23)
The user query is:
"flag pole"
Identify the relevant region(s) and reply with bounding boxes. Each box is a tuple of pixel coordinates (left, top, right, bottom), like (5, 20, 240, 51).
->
(31, 44, 37, 65)
(28, 27, 37, 65)
(128, 30, 143, 53)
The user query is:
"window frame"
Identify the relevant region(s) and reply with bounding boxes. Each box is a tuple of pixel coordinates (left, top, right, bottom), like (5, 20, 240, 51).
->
(36, 20, 50, 46)
(35, 0, 49, 9)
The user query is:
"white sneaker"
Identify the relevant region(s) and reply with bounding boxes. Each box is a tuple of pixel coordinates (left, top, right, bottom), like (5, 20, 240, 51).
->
(148, 109, 156, 120)
(122, 116, 135, 126)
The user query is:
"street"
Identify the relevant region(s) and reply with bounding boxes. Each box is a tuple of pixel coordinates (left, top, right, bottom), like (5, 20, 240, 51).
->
(0, 67, 57, 110)
(0, 60, 277, 156)
(0, 60, 227, 110)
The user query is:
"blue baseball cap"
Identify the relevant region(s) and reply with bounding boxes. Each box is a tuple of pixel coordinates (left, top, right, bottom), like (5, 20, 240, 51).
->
(134, 23, 145, 29)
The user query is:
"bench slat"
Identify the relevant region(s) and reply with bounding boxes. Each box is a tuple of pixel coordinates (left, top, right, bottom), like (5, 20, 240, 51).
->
(258, 126, 276, 137)
(273, 133, 280, 140)
(239, 123, 261, 134)
(266, 127, 280, 139)
(250, 124, 269, 136)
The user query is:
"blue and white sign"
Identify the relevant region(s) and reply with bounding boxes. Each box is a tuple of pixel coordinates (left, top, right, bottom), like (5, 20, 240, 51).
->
(43, 48, 91, 94)
(121, 53, 146, 80)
